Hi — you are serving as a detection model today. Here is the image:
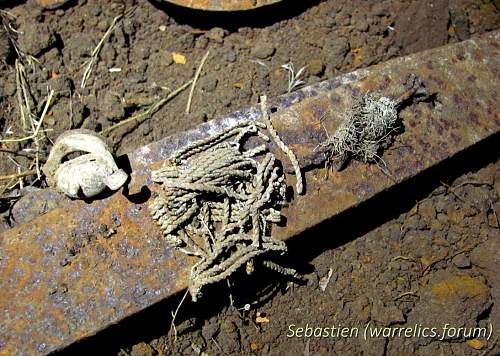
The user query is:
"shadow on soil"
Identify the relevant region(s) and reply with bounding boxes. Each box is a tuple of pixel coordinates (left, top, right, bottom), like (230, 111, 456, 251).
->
(57, 131, 499, 355)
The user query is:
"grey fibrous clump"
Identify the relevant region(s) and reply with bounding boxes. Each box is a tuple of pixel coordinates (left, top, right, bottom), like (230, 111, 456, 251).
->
(320, 75, 428, 170)
(321, 93, 400, 169)
(150, 117, 300, 301)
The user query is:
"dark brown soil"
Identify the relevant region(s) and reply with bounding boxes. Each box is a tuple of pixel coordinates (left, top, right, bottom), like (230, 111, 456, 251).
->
(0, 0, 499, 355)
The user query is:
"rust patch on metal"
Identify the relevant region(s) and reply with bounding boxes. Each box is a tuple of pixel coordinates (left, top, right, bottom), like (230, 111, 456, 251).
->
(163, 0, 282, 11)
(1, 31, 499, 354)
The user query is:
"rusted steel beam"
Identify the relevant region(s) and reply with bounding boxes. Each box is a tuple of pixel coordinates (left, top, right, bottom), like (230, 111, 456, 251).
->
(1, 31, 499, 355)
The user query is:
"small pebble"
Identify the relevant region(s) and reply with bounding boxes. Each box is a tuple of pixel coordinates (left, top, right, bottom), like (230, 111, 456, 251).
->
(224, 50, 237, 63)
(354, 15, 370, 32)
(200, 76, 218, 92)
(0, 33, 11, 66)
(130, 342, 154, 356)
(195, 36, 209, 50)
(142, 121, 152, 136)
(206, 27, 225, 43)
(452, 253, 471, 268)
(97, 19, 110, 32)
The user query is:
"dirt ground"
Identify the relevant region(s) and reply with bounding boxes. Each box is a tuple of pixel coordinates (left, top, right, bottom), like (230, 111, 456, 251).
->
(0, 0, 499, 355)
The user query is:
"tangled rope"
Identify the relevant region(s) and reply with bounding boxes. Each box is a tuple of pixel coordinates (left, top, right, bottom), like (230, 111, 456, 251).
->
(150, 103, 302, 300)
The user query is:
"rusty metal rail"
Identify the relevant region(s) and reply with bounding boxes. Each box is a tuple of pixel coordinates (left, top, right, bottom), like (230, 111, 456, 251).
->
(1, 31, 499, 355)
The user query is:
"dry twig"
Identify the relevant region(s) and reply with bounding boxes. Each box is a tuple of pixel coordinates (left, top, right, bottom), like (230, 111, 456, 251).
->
(1, 88, 53, 192)
(1, 10, 39, 67)
(186, 50, 210, 114)
(169, 289, 189, 344)
(394, 291, 418, 301)
(80, 7, 135, 89)
(101, 79, 193, 134)
(15, 60, 32, 131)
(0, 89, 54, 143)
(0, 169, 37, 181)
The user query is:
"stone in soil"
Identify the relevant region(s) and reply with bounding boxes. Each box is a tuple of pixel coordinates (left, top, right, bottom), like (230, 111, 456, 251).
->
(0, 26, 10, 62)
(308, 59, 325, 76)
(323, 36, 350, 69)
(130, 342, 155, 356)
(250, 42, 276, 59)
(18, 22, 57, 57)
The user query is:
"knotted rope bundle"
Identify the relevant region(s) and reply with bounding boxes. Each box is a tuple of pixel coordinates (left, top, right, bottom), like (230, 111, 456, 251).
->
(150, 110, 301, 300)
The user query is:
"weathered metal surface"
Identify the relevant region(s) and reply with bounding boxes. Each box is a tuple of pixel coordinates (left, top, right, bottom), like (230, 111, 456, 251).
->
(34, 0, 70, 9)
(162, 0, 282, 11)
(1, 31, 499, 355)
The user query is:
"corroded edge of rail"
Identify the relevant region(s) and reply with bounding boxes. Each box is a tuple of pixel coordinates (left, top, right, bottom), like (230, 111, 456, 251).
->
(1, 31, 499, 355)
